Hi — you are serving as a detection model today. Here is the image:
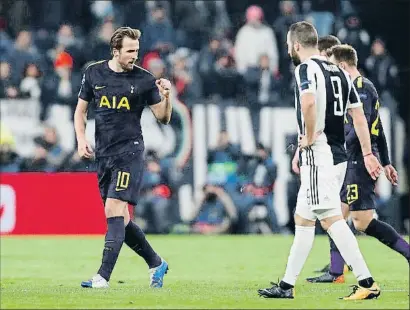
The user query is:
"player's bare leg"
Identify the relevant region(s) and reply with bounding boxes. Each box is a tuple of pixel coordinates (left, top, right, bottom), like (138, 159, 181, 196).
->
(81, 198, 128, 288)
(308, 202, 351, 283)
(122, 206, 169, 288)
(351, 210, 409, 263)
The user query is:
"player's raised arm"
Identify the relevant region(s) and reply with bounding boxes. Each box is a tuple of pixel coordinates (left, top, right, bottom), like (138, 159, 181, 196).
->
(149, 78, 173, 124)
(74, 70, 94, 158)
(295, 63, 318, 148)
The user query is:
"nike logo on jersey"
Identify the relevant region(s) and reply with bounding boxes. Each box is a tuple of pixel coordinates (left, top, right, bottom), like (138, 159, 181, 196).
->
(95, 85, 106, 90)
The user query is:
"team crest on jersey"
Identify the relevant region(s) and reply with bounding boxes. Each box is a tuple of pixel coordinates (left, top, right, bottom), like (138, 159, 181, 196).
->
(359, 92, 368, 100)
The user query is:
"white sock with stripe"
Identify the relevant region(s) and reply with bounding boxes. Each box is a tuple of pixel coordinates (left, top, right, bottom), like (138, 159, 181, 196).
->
(282, 225, 316, 286)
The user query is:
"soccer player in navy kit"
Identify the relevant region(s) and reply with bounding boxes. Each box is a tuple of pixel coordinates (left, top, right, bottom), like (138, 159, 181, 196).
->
(74, 27, 172, 288)
(307, 45, 409, 284)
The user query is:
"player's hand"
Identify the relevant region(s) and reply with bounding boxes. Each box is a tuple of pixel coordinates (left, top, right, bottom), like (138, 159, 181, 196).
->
(298, 135, 308, 150)
(298, 131, 322, 150)
(291, 146, 300, 175)
(155, 78, 171, 98)
(292, 151, 300, 175)
(384, 164, 398, 186)
(77, 138, 93, 159)
(364, 154, 382, 180)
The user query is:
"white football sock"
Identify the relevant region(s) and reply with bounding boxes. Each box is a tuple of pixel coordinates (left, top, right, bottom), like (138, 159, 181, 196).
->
(327, 219, 372, 281)
(282, 225, 315, 286)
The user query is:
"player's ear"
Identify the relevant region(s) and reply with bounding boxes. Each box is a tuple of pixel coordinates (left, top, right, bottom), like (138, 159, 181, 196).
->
(294, 42, 300, 52)
(113, 48, 119, 57)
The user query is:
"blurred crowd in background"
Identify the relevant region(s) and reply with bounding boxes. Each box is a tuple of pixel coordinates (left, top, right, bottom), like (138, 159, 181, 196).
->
(0, 0, 408, 235)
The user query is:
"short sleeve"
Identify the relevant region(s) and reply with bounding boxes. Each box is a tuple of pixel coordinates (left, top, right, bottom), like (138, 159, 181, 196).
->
(346, 78, 362, 109)
(78, 68, 94, 102)
(295, 62, 317, 95)
(145, 78, 162, 106)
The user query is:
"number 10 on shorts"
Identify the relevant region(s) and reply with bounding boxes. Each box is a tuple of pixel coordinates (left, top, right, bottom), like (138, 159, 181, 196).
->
(116, 171, 130, 191)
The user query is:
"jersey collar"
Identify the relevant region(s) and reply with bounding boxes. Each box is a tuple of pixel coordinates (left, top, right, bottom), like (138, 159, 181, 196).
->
(309, 55, 327, 61)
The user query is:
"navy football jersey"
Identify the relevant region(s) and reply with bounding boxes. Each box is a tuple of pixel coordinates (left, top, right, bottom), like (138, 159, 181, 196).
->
(78, 60, 161, 158)
(344, 76, 390, 165)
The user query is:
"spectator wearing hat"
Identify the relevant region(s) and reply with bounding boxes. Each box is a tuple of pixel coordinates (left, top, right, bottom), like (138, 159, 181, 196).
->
(39, 51, 81, 121)
(234, 5, 279, 75)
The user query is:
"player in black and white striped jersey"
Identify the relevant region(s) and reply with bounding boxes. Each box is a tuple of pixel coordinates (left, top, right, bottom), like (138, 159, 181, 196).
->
(258, 21, 383, 300)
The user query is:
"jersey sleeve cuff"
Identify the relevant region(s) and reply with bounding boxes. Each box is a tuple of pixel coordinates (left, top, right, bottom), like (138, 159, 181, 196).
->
(78, 95, 91, 102)
(300, 89, 316, 95)
(348, 102, 362, 109)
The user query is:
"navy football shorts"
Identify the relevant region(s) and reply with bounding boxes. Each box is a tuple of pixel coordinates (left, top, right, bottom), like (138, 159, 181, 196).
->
(96, 151, 144, 206)
(340, 162, 376, 211)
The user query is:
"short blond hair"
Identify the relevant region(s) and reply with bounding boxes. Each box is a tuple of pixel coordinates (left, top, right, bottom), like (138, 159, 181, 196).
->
(110, 27, 141, 55)
(329, 44, 358, 67)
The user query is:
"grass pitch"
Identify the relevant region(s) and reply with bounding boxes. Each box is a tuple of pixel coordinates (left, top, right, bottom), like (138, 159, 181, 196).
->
(1, 235, 409, 309)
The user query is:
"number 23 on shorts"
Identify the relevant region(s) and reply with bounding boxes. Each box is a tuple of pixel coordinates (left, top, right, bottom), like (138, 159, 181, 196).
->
(115, 171, 130, 191)
(347, 184, 359, 205)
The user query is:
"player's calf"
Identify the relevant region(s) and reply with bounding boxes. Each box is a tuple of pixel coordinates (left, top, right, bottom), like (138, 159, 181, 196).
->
(352, 210, 410, 262)
(82, 198, 128, 288)
(124, 220, 162, 268)
(351, 209, 374, 232)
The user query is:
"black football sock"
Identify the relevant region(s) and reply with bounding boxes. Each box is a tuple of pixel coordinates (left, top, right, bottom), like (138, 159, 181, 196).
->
(358, 277, 375, 288)
(97, 216, 125, 281)
(279, 280, 294, 290)
(125, 220, 161, 268)
(365, 219, 410, 260)
(328, 235, 345, 276)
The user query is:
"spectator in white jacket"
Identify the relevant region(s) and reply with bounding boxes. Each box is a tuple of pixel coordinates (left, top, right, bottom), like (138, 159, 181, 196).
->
(234, 5, 279, 75)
